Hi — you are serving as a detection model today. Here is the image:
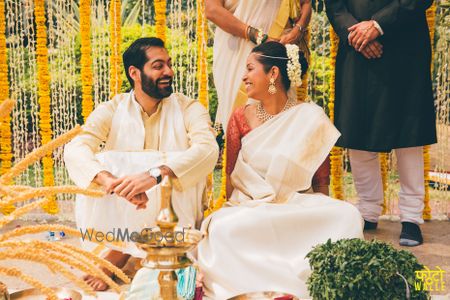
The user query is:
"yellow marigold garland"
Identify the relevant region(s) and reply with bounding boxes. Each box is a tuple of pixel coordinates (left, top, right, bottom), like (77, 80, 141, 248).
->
(196, 0, 208, 108)
(0, 99, 15, 119)
(0, 0, 15, 215)
(422, 3, 436, 220)
(80, 0, 94, 121)
(423, 145, 431, 219)
(154, 0, 167, 42)
(328, 27, 344, 199)
(109, 0, 122, 96)
(34, 0, 57, 214)
(204, 141, 227, 217)
(196, 0, 213, 210)
(379, 153, 389, 214)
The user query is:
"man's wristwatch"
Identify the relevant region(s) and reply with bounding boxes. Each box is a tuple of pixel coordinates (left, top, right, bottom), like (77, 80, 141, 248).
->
(148, 167, 162, 184)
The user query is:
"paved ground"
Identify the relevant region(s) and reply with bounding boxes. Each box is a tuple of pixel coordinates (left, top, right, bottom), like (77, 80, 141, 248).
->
(1, 219, 449, 298)
(364, 220, 450, 296)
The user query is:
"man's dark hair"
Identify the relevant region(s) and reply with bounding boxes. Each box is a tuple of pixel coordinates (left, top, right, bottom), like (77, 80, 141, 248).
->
(123, 37, 165, 87)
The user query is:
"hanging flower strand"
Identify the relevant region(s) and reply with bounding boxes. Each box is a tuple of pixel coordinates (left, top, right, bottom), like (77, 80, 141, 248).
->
(109, 0, 122, 97)
(80, 0, 94, 121)
(328, 27, 344, 200)
(154, 0, 167, 42)
(423, 1, 436, 220)
(0, 0, 14, 215)
(34, 0, 57, 214)
(196, 0, 208, 108)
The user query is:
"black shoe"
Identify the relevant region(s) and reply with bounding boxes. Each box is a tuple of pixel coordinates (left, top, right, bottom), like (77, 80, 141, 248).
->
(364, 220, 378, 230)
(399, 222, 423, 247)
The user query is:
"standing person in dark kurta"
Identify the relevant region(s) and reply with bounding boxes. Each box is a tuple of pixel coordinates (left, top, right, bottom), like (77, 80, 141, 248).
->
(325, 0, 437, 246)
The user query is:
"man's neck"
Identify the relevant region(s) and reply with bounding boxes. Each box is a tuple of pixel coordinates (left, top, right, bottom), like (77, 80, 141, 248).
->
(133, 88, 162, 116)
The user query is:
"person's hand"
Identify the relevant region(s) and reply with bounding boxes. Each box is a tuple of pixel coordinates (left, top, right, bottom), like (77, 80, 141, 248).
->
(130, 193, 149, 210)
(348, 21, 380, 52)
(360, 40, 383, 59)
(279, 28, 302, 45)
(94, 171, 119, 194)
(113, 172, 157, 201)
(196, 270, 204, 288)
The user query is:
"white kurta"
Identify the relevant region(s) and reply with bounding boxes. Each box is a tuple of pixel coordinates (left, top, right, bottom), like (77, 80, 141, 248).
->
(64, 92, 219, 257)
(198, 103, 364, 299)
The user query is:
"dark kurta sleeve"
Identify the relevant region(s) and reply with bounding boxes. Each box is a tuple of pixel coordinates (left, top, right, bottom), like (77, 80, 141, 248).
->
(371, 0, 434, 33)
(325, 0, 359, 41)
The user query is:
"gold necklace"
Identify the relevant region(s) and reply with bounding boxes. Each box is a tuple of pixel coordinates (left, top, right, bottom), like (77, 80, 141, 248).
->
(256, 97, 297, 123)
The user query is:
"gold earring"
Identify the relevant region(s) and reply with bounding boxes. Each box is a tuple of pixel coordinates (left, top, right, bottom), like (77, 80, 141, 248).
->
(268, 77, 277, 95)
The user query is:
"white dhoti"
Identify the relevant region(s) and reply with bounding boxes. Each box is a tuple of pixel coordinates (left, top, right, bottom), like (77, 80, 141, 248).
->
(65, 91, 217, 258)
(76, 151, 205, 258)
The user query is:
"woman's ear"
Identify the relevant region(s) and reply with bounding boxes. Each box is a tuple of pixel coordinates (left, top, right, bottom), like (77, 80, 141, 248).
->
(270, 66, 280, 81)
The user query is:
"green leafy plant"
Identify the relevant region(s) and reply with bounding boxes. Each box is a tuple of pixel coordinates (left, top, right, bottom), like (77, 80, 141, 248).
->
(306, 238, 430, 300)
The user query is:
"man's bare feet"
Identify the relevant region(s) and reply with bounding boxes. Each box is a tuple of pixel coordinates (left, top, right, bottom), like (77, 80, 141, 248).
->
(83, 274, 110, 291)
(83, 250, 131, 291)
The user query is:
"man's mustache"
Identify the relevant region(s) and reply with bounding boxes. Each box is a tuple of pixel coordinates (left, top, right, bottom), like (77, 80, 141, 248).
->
(156, 77, 173, 84)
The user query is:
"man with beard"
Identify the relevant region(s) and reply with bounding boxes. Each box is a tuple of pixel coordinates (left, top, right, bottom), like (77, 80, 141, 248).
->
(64, 37, 219, 291)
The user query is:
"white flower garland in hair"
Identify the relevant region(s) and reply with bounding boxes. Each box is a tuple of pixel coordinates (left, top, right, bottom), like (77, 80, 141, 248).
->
(285, 44, 302, 87)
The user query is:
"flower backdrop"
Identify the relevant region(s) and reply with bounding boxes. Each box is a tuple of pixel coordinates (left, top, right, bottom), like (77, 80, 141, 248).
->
(0, 0, 448, 220)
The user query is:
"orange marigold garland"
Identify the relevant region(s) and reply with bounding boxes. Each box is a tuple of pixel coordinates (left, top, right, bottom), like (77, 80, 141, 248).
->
(34, 0, 57, 214)
(109, 0, 122, 97)
(80, 0, 94, 121)
(328, 27, 344, 200)
(0, 0, 15, 215)
(196, 0, 208, 108)
(196, 0, 213, 214)
(154, 0, 167, 42)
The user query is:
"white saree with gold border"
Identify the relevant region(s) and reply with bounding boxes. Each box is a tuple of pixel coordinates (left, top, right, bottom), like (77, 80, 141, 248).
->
(198, 103, 364, 299)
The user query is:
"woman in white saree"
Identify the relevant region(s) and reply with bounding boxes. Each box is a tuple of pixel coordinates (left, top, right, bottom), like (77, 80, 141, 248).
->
(198, 42, 364, 299)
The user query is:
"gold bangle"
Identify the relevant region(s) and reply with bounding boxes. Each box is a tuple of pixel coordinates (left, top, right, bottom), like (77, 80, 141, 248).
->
(295, 23, 306, 33)
(244, 25, 249, 41)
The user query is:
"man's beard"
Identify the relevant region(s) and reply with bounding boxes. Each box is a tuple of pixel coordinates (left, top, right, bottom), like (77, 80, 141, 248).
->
(141, 72, 173, 100)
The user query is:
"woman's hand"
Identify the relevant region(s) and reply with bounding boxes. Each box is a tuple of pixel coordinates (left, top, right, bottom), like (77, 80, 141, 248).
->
(279, 28, 302, 45)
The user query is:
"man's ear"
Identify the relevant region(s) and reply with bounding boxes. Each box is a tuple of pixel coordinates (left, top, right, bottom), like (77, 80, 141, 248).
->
(129, 66, 140, 83)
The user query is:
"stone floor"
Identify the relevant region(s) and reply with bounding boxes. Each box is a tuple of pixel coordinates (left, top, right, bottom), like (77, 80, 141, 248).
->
(1, 219, 449, 299)
(364, 220, 450, 296)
